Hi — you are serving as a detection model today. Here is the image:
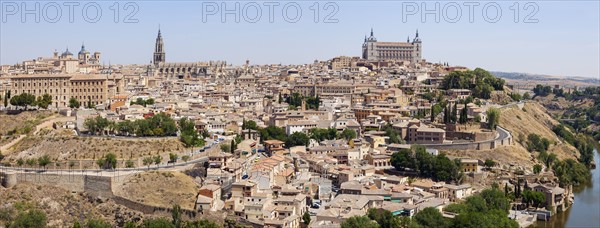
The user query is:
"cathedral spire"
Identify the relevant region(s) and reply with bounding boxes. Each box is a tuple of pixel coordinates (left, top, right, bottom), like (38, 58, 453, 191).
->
(153, 27, 166, 66)
(416, 29, 419, 37)
(407, 36, 410, 43)
(370, 28, 374, 36)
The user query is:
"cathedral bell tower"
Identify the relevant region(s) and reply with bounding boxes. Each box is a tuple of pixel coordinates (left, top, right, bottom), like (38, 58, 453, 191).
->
(153, 28, 165, 67)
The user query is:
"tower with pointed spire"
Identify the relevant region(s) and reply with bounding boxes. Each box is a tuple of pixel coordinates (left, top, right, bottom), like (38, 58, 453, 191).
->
(153, 27, 165, 67)
(361, 28, 422, 62)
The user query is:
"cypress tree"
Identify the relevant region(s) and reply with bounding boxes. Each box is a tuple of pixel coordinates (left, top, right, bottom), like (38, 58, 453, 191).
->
(430, 107, 435, 122)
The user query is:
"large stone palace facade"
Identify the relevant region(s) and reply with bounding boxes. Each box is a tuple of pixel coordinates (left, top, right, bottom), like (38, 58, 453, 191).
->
(9, 74, 124, 108)
(362, 29, 422, 62)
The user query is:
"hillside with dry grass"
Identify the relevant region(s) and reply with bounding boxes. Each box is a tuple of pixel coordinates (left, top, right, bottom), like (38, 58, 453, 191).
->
(444, 102, 578, 172)
(0, 111, 54, 136)
(114, 171, 199, 210)
(0, 183, 149, 227)
(499, 102, 578, 161)
(3, 128, 186, 164)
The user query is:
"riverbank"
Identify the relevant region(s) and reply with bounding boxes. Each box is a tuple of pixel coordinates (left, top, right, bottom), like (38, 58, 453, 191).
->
(532, 148, 600, 228)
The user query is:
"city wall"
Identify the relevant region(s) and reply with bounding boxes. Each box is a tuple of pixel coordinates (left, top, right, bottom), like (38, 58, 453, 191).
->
(0, 170, 199, 218)
(0, 170, 125, 198)
(422, 127, 513, 151)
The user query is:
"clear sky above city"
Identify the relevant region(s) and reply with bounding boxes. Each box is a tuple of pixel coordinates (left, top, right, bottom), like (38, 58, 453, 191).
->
(1, 1, 599, 78)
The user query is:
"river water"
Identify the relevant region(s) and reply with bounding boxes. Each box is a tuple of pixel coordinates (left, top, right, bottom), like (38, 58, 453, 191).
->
(534, 149, 600, 228)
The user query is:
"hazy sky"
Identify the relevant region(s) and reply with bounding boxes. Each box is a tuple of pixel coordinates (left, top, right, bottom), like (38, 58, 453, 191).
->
(1, 1, 599, 78)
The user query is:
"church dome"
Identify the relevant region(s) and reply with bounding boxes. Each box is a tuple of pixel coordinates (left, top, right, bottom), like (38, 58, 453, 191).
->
(62, 48, 73, 56)
(78, 44, 88, 55)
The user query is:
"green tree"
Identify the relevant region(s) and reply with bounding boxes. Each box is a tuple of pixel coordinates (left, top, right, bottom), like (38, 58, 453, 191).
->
(527, 134, 550, 153)
(96, 153, 117, 169)
(522, 190, 546, 208)
(286, 132, 310, 147)
(143, 157, 154, 168)
(340, 215, 379, 228)
(169, 153, 178, 163)
(17, 158, 24, 167)
(302, 211, 311, 225)
(26, 158, 37, 167)
(153, 155, 163, 166)
(35, 94, 53, 109)
(68, 97, 81, 108)
(182, 155, 190, 162)
(146, 98, 155, 106)
(367, 208, 405, 228)
(85, 219, 111, 228)
(242, 120, 258, 130)
(480, 188, 511, 212)
(340, 129, 357, 140)
(3, 91, 8, 107)
(171, 204, 182, 228)
(391, 149, 415, 171)
(125, 160, 135, 168)
(459, 105, 468, 124)
(522, 92, 531, 100)
(184, 220, 220, 228)
(413, 207, 448, 228)
(533, 164, 542, 174)
(37, 155, 51, 169)
(484, 159, 496, 169)
(230, 139, 236, 153)
(179, 118, 205, 148)
(220, 144, 231, 153)
(431, 104, 442, 123)
(10, 93, 36, 108)
(10, 209, 47, 228)
(487, 108, 500, 129)
(142, 218, 175, 228)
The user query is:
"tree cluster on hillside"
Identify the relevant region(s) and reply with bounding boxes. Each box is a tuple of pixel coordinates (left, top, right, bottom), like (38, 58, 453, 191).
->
(179, 117, 205, 148)
(390, 145, 462, 183)
(258, 126, 357, 148)
(552, 124, 595, 167)
(309, 127, 338, 141)
(242, 119, 259, 130)
(552, 158, 591, 187)
(522, 189, 546, 208)
(533, 85, 553, 97)
(508, 93, 522, 102)
(285, 92, 320, 110)
(8, 93, 53, 109)
(486, 108, 500, 129)
(381, 124, 404, 144)
(441, 68, 505, 99)
(443, 187, 518, 228)
(526, 133, 550, 153)
(96, 153, 118, 170)
(563, 89, 600, 141)
(84, 113, 177, 137)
